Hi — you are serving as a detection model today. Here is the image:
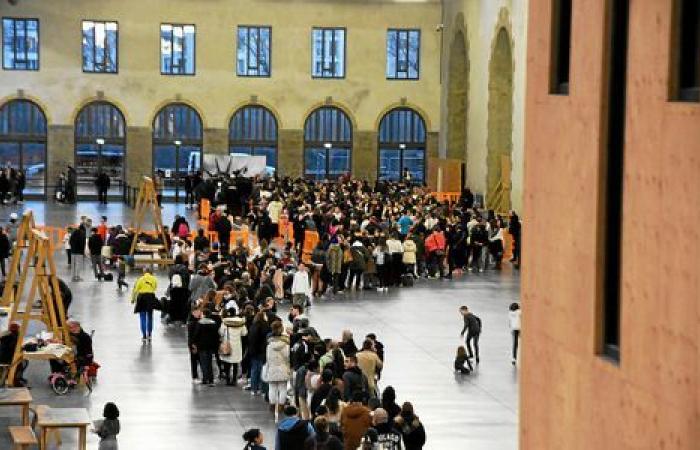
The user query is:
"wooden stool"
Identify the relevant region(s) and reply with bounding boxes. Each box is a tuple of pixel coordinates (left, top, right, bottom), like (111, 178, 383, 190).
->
(9, 425, 38, 449)
(33, 405, 61, 447)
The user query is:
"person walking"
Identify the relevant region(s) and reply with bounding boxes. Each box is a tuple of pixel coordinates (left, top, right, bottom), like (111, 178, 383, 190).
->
(509, 302, 521, 365)
(131, 268, 158, 343)
(265, 320, 291, 422)
(291, 263, 312, 307)
(459, 306, 482, 364)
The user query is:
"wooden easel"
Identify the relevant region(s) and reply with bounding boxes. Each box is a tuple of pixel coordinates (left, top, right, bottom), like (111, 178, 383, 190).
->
(5, 227, 71, 385)
(129, 176, 170, 256)
(1, 211, 35, 308)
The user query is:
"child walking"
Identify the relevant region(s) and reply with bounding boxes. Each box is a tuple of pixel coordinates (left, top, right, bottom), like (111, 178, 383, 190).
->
(92, 402, 120, 450)
(509, 303, 521, 365)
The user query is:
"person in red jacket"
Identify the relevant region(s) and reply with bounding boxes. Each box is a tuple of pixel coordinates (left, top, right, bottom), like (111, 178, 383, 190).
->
(424, 227, 446, 279)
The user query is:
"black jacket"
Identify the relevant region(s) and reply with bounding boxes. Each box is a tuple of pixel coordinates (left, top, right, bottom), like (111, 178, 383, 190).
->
(247, 320, 270, 359)
(461, 313, 482, 335)
(88, 234, 103, 256)
(342, 366, 368, 402)
(192, 318, 220, 352)
(71, 329, 94, 365)
(69, 227, 86, 254)
(0, 233, 10, 258)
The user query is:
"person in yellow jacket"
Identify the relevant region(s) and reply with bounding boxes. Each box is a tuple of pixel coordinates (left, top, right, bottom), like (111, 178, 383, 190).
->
(131, 268, 158, 343)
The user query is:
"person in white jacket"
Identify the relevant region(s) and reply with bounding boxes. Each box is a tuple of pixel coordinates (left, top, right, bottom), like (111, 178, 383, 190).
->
(219, 316, 247, 385)
(509, 303, 521, 365)
(291, 262, 312, 307)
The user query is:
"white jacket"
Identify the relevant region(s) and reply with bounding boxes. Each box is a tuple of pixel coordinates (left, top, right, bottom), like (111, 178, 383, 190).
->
(509, 310, 521, 331)
(265, 335, 291, 382)
(291, 270, 312, 297)
(219, 322, 247, 364)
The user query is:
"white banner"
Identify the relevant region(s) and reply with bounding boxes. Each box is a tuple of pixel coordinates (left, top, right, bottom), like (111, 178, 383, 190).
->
(202, 154, 267, 178)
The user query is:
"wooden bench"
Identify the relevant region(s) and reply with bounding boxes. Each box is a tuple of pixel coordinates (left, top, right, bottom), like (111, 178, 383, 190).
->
(9, 425, 38, 449)
(31, 405, 61, 448)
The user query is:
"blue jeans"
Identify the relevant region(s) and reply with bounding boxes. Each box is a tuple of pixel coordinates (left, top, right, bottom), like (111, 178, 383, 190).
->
(139, 310, 153, 338)
(250, 356, 264, 393)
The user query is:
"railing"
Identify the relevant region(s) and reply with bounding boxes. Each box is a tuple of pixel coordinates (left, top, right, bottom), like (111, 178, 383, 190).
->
(430, 191, 462, 203)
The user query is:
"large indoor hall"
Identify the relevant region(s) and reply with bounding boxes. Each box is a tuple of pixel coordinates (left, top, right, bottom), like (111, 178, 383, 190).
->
(0, 1, 698, 450)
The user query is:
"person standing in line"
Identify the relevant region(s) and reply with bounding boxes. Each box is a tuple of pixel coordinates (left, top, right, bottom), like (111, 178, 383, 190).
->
(219, 316, 247, 386)
(15, 170, 24, 204)
(242, 428, 267, 450)
(192, 310, 220, 387)
(265, 320, 291, 422)
(91, 402, 120, 450)
(459, 305, 482, 364)
(153, 170, 164, 207)
(131, 268, 158, 343)
(394, 402, 426, 450)
(0, 169, 8, 205)
(69, 223, 87, 281)
(509, 302, 521, 365)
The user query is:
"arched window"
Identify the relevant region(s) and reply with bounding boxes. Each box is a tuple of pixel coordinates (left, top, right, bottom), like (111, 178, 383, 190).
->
(75, 101, 126, 196)
(304, 106, 352, 180)
(229, 105, 277, 174)
(378, 108, 426, 183)
(152, 103, 202, 201)
(0, 100, 47, 196)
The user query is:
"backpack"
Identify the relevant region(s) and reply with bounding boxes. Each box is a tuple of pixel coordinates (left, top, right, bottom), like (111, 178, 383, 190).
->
(171, 273, 183, 288)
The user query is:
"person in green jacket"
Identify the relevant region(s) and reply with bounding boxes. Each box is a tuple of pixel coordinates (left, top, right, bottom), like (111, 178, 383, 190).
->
(131, 268, 158, 343)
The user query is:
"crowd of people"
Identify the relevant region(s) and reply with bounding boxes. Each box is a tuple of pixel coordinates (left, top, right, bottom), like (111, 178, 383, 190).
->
(0, 175, 524, 450)
(0, 166, 26, 206)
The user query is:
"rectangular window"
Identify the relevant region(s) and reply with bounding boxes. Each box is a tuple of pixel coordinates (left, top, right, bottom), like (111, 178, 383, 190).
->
(312, 28, 345, 78)
(671, 0, 700, 101)
(550, 0, 572, 94)
(160, 23, 195, 75)
(82, 20, 118, 73)
(237, 26, 271, 77)
(386, 29, 420, 79)
(599, 0, 630, 363)
(2, 18, 39, 70)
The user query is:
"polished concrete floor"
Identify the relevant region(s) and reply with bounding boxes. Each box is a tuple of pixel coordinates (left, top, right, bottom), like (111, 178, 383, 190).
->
(0, 201, 519, 449)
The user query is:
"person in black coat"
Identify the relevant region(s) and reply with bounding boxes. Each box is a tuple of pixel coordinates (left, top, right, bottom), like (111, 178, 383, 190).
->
(461, 187, 474, 209)
(88, 228, 105, 280)
(214, 211, 232, 253)
(95, 172, 111, 204)
(191, 311, 220, 386)
(247, 311, 270, 394)
(394, 402, 426, 450)
(70, 225, 87, 281)
(342, 356, 368, 402)
(168, 256, 191, 324)
(459, 306, 482, 364)
(508, 211, 521, 266)
(0, 226, 10, 278)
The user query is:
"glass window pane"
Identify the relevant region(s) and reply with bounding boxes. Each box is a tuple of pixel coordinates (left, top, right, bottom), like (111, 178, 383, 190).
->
(335, 30, 345, 77)
(402, 148, 425, 183)
(106, 26, 118, 72)
(230, 146, 252, 157)
(160, 25, 172, 73)
(379, 148, 401, 181)
(328, 148, 350, 178)
(184, 26, 195, 74)
(253, 146, 276, 174)
(22, 142, 46, 194)
(0, 142, 20, 168)
(82, 22, 94, 71)
(305, 148, 326, 180)
(3, 19, 15, 68)
(236, 28, 247, 75)
(259, 27, 270, 75)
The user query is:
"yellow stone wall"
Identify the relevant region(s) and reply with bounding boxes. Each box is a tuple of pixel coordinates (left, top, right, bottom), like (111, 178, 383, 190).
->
(441, 0, 527, 213)
(0, 0, 442, 185)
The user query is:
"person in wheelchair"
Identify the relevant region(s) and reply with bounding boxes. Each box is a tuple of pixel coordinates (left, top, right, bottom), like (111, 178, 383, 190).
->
(49, 319, 93, 375)
(0, 322, 28, 386)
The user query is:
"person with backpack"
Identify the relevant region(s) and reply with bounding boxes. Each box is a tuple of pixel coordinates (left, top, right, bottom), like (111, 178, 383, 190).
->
(459, 305, 482, 364)
(275, 405, 315, 450)
(342, 356, 368, 402)
(372, 408, 402, 450)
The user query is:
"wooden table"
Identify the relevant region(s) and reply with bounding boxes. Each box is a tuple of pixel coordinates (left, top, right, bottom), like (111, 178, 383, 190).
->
(37, 406, 91, 450)
(0, 387, 32, 425)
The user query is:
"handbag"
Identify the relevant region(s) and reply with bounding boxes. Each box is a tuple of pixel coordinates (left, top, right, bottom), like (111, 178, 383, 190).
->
(261, 363, 269, 382)
(101, 245, 112, 259)
(150, 295, 163, 311)
(219, 327, 232, 356)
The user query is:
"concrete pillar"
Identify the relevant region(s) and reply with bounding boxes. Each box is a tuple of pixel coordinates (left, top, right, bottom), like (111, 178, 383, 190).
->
(353, 131, 378, 182)
(203, 128, 229, 156)
(278, 129, 303, 178)
(126, 126, 152, 187)
(47, 125, 74, 192)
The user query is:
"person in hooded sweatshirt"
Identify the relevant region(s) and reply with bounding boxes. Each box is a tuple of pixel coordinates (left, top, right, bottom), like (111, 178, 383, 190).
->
(275, 405, 315, 450)
(372, 408, 403, 450)
(265, 320, 291, 422)
(394, 402, 426, 450)
(340, 391, 372, 450)
(304, 416, 343, 450)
